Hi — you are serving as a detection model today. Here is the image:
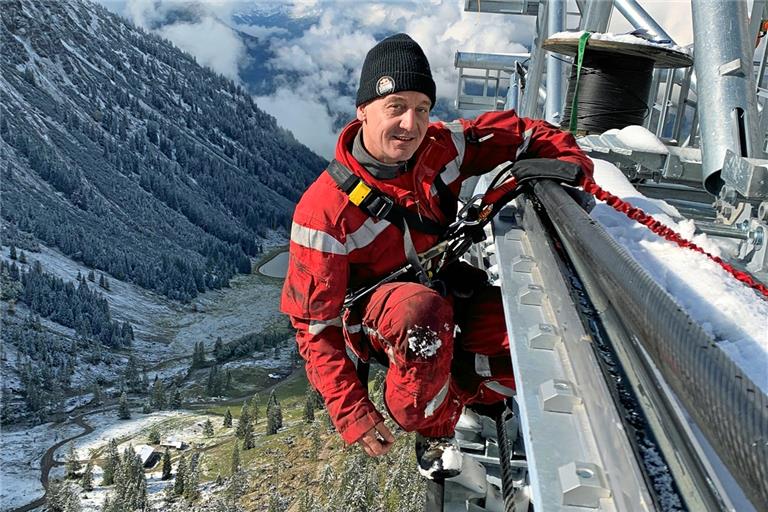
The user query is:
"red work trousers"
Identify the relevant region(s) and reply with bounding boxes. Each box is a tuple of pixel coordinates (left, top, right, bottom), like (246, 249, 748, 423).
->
(359, 281, 516, 438)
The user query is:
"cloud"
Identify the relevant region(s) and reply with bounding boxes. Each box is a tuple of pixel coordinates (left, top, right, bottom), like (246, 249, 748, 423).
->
(158, 17, 245, 80)
(254, 88, 338, 158)
(121, 0, 246, 81)
(255, 1, 535, 158)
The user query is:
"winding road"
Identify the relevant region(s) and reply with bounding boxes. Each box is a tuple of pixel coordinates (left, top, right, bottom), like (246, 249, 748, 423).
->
(10, 412, 97, 512)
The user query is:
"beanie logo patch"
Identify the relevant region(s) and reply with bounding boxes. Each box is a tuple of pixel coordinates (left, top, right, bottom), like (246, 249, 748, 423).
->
(375, 76, 395, 96)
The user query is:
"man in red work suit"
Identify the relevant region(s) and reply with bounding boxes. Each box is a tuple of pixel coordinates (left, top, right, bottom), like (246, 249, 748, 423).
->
(281, 33, 593, 479)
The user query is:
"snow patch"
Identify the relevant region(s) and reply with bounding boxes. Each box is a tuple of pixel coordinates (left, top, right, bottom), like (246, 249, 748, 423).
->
(407, 325, 442, 358)
(591, 158, 768, 392)
(550, 30, 691, 55)
(614, 125, 669, 154)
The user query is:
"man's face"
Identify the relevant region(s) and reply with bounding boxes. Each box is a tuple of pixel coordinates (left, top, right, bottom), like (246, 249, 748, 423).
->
(356, 91, 431, 164)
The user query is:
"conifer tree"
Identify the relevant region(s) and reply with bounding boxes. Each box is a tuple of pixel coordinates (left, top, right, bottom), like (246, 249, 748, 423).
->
(124, 355, 141, 393)
(88, 269, 95, 282)
(161, 448, 172, 481)
(225, 369, 233, 390)
(108, 445, 147, 512)
(203, 418, 214, 437)
(242, 413, 255, 449)
(102, 438, 120, 485)
(297, 476, 314, 512)
(171, 389, 182, 409)
(230, 441, 240, 476)
(81, 460, 93, 491)
(266, 390, 282, 435)
(235, 403, 250, 439)
(9, 245, 17, 260)
(151, 376, 166, 409)
(65, 442, 81, 480)
(99, 273, 110, 291)
(148, 424, 161, 444)
(142, 402, 151, 414)
(174, 453, 186, 496)
(207, 364, 223, 396)
(309, 422, 322, 461)
(18, 251, 27, 264)
(91, 382, 102, 405)
(223, 408, 233, 428)
(141, 370, 149, 393)
(46, 480, 82, 512)
(268, 493, 283, 512)
(183, 453, 201, 502)
(227, 443, 247, 499)
(248, 394, 260, 424)
(213, 336, 224, 361)
(191, 341, 206, 369)
(118, 391, 131, 419)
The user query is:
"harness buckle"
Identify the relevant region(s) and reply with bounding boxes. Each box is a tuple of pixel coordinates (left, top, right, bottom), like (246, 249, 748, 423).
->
(366, 194, 394, 219)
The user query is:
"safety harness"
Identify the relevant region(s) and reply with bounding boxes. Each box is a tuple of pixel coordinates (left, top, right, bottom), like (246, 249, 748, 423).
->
(326, 159, 452, 236)
(327, 158, 539, 309)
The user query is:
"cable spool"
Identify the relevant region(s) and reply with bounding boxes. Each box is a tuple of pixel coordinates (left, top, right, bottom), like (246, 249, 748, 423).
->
(561, 52, 654, 133)
(543, 34, 693, 135)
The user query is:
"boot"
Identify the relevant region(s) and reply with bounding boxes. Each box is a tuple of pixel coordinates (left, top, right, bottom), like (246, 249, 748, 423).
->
(415, 433, 463, 480)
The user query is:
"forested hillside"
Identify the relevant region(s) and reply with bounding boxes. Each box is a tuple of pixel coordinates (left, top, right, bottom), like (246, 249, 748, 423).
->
(0, 0, 325, 301)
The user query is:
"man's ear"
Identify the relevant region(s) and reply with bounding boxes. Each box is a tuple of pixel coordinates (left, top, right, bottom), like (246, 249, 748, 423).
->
(356, 105, 366, 122)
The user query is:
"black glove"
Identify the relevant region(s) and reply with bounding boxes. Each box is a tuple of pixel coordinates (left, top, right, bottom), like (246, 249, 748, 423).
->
(510, 158, 583, 186)
(437, 260, 490, 298)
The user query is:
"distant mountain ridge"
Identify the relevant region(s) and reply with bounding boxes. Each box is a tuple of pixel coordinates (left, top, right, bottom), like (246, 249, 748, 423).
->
(0, 0, 325, 301)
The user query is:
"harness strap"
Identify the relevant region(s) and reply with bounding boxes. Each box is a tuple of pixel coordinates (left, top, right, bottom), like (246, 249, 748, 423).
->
(327, 159, 447, 236)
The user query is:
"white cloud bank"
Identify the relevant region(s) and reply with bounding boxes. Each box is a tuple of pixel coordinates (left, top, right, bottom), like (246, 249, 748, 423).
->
(106, 0, 691, 159)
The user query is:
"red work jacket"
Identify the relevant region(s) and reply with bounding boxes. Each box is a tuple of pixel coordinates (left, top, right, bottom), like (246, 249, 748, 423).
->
(280, 110, 593, 444)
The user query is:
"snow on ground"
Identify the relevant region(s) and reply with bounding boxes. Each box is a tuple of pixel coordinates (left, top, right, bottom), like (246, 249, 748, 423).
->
(590, 158, 768, 392)
(166, 272, 284, 359)
(54, 410, 187, 461)
(0, 421, 83, 510)
(0, 242, 286, 369)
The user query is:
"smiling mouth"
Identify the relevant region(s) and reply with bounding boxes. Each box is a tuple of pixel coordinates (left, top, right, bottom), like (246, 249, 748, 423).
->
(393, 135, 414, 142)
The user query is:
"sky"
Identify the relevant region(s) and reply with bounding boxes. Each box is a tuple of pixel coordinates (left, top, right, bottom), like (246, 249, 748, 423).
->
(95, 0, 694, 158)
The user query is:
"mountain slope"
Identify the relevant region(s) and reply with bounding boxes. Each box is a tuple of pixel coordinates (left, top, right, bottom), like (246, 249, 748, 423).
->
(0, 0, 325, 301)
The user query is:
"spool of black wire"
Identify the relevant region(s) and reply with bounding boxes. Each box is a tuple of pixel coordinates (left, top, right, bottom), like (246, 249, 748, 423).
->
(543, 35, 694, 135)
(561, 51, 654, 133)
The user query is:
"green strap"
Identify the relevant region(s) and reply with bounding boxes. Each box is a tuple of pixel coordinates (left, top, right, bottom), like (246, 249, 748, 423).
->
(568, 32, 592, 133)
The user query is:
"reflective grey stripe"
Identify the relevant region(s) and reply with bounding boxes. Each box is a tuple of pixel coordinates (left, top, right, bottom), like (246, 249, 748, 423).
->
(345, 323, 361, 334)
(363, 325, 389, 345)
(475, 354, 492, 377)
(441, 159, 461, 185)
(308, 317, 342, 335)
(291, 222, 346, 255)
(430, 156, 462, 197)
(444, 120, 466, 164)
(424, 378, 451, 418)
(484, 380, 515, 397)
(515, 128, 534, 158)
(344, 217, 391, 252)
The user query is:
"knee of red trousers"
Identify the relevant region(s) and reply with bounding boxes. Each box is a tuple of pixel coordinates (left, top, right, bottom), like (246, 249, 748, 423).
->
(362, 282, 454, 363)
(383, 369, 463, 438)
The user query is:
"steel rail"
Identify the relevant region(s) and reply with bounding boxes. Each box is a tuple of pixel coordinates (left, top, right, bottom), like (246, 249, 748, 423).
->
(532, 180, 768, 509)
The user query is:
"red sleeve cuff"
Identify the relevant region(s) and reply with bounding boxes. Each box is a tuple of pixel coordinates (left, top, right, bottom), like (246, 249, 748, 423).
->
(337, 408, 385, 445)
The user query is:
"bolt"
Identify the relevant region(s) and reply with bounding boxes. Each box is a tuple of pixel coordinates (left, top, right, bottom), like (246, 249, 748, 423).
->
(576, 468, 594, 479)
(750, 227, 765, 248)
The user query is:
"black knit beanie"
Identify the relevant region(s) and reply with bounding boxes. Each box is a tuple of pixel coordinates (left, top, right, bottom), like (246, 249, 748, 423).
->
(356, 33, 436, 109)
